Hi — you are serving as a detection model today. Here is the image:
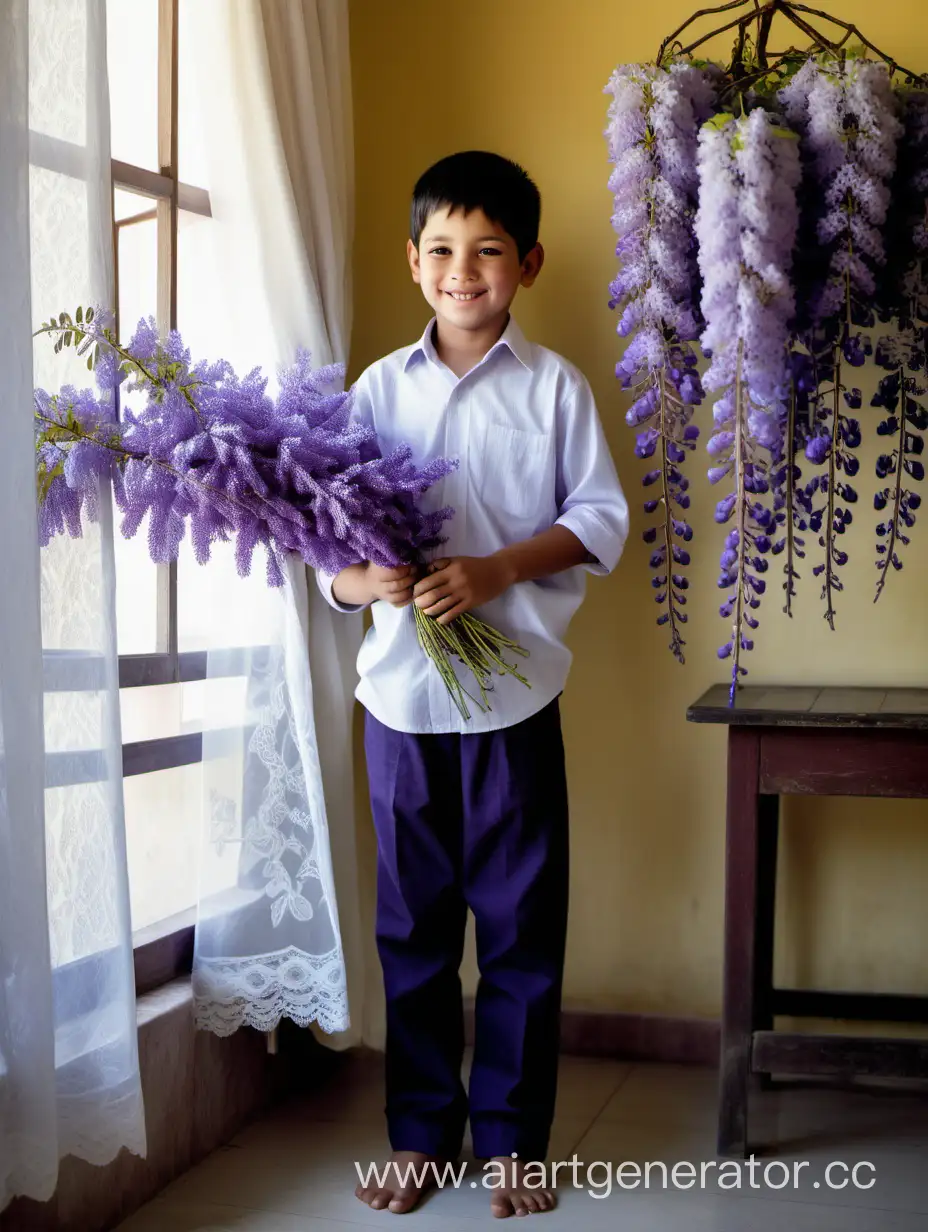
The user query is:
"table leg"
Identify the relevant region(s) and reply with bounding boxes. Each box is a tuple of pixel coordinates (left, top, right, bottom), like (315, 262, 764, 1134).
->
(718, 726, 761, 1157)
(754, 793, 780, 1091)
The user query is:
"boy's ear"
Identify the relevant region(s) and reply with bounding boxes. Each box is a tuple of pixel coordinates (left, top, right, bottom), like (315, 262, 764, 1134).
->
(407, 239, 422, 284)
(520, 242, 544, 288)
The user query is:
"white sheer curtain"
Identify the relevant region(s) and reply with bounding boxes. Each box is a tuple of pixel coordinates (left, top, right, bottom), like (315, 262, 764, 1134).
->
(1, 0, 145, 1212)
(187, 0, 368, 1044)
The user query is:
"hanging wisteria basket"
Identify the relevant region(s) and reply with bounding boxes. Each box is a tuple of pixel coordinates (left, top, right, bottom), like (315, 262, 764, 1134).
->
(604, 0, 928, 700)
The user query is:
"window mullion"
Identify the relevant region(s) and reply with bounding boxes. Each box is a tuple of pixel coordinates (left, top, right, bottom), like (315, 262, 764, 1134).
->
(156, 0, 180, 669)
(157, 0, 179, 333)
(111, 159, 174, 200)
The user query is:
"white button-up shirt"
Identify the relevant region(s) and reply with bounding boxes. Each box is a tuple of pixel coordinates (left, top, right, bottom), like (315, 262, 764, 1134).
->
(319, 317, 629, 734)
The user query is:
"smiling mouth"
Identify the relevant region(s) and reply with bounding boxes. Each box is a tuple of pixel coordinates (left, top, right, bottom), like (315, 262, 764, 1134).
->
(444, 290, 486, 301)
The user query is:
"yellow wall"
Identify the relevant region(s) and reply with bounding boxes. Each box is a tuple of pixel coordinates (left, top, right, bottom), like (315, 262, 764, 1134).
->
(348, 0, 928, 1022)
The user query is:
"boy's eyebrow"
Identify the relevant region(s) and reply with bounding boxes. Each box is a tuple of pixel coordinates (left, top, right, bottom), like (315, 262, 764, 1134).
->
(423, 234, 510, 243)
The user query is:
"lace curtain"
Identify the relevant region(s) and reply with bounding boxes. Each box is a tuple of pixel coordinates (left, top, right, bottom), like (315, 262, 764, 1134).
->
(186, 0, 366, 1040)
(1, 0, 145, 1211)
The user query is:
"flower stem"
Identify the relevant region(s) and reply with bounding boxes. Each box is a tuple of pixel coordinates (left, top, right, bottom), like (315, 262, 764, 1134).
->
(34, 321, 204, 417)
(822, 344, 842, 630)
(874, 365, 908, 604)
(657, 369, 685, 662)
(33, 322, 159, 388)
(413, 606, 530, 722)
(784, 379, 798, 617)
(730, 339, 747, 704)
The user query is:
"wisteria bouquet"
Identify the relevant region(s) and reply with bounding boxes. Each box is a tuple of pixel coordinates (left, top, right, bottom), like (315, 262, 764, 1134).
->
(605, 0, 928, 701)
(34, 311, 528, 720)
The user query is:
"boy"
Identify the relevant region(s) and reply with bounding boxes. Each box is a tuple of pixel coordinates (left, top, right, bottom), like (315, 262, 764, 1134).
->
(321, 151, 628, 1218)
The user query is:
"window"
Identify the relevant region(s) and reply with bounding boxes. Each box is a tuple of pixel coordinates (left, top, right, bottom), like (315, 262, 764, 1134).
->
(105, 0, 262, 972)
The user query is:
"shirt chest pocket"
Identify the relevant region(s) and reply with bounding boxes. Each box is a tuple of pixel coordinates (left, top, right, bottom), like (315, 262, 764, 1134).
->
(475, 422, 551, 525)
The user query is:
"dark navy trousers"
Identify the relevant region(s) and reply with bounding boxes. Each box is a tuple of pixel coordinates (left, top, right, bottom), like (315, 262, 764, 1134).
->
(363, 698, 569, 1161)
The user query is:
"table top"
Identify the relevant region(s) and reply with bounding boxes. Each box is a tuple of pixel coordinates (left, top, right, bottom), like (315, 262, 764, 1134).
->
(688, 685, 928, 730)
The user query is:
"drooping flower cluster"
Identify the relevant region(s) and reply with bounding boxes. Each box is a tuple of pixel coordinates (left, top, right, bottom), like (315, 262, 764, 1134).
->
(695, 109, 801, 699)
(777, 58, 903, 626)
(871, 89, 928, 597)
(35, 314, 454, 586)
(779, 59, 900, 339)
(604, 62, 716, 660)
(36, 383, 120, 537)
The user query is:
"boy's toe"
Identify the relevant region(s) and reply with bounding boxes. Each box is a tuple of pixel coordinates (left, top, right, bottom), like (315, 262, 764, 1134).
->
(388, 1185, 420, 1213)
(491, 1193, 514, 1218)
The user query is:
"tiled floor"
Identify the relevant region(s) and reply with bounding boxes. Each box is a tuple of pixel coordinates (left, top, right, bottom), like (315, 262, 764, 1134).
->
(116, 1052, 928, 1230)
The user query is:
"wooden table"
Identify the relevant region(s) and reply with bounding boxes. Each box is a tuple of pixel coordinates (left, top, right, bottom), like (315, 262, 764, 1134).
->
(688, 684, 928, 1158)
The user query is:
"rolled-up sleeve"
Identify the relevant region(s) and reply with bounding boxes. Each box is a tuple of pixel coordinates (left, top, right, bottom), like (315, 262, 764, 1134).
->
(316, 566, 370, 614)
(554, 376, 629, 575)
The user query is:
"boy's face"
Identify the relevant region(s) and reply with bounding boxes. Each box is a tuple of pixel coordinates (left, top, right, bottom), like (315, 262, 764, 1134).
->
(407, 206, 542, 338)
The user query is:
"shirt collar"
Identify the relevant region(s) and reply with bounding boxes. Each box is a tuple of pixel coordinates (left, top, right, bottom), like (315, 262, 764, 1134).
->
(404, 315, 534, 374)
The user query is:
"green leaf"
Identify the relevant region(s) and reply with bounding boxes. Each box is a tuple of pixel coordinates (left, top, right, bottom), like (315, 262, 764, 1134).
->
(702, 112, 735, 133)
(41, 424, 73, 444)
(76, 306, 83, 324)
(86, 307, 94, 322)
(37, 458, 66, 503)
(64, 331, 72, 347)
(87, 355, 94, 371)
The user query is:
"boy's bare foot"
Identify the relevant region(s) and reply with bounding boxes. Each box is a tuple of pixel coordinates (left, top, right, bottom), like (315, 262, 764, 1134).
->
(488, 1156, 556, 1218)
(355, 1149, 442, 1213)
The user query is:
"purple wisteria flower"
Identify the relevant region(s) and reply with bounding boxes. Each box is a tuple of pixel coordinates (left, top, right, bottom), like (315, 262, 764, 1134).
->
(605, 60, 716, 660)
(696, 109, 801, 700)
(871, 88, 928, 597)
(779, 58, 902, 626)
(35, 315, 455, 586)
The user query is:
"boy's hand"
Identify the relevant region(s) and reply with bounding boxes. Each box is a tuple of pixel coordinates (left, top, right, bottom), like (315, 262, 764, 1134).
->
(367, 563, 417, 607)
(413, 555, 516, 625)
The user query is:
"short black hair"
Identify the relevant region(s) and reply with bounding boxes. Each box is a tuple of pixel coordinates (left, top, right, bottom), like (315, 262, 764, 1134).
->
(410, 151, 541, 261)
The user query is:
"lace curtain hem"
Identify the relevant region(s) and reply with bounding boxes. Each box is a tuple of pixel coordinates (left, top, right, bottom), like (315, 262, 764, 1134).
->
(57, 1087, 147, 1166)
(192, 944, 349, 1036)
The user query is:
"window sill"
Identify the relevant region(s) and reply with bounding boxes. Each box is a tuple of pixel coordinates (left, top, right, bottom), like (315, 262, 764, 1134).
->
(136, 970, 194, 1028)
(133, 907, 196, 996)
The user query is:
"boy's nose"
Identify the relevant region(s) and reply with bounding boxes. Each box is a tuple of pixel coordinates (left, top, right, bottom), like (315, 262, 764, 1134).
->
(450, 259, 477, 281)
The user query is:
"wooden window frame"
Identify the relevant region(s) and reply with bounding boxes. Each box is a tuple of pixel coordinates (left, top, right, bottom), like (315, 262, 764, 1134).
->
(113, 0, 182, 680)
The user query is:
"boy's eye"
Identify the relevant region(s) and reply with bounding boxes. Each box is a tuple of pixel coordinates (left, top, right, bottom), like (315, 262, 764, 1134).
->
(479, 247, 502, 256)
(428, 247, 451, 256)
